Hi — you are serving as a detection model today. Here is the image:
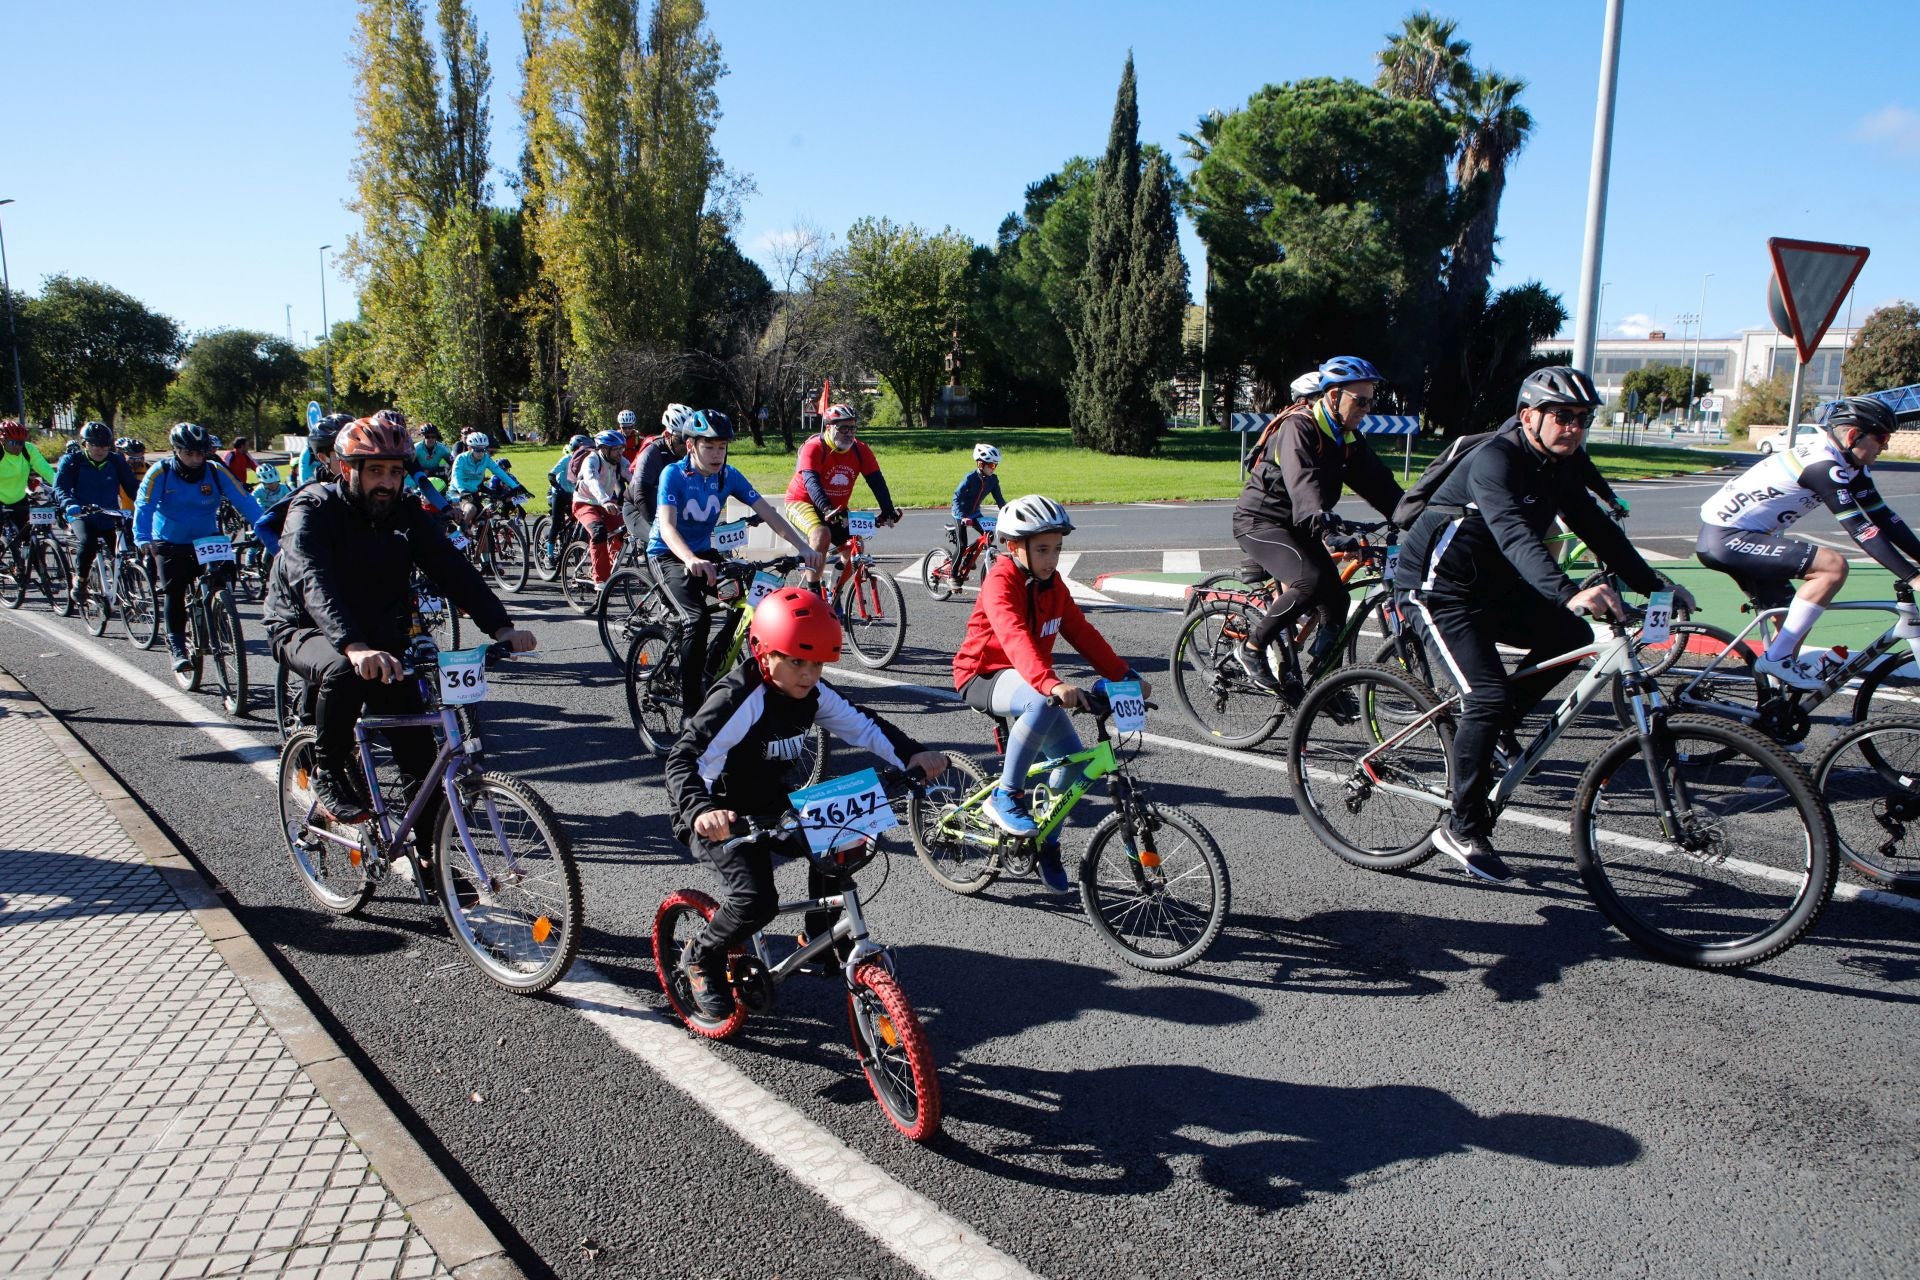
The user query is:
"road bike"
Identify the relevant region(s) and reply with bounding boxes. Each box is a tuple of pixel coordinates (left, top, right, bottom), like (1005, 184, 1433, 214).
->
(70, 507, 157, 645)
(907, 681, 1229, 971)
(275, 574, 464, 741)
(277, 639, 580, 994)
(653, 769, 939, 1140)
(3, 495, 74, 614)
(919, 513, 998, 600)
(622, 554, 829, 786)
(1286, 606, 1837, 970)
(818, 509, 907, 667)
(1169, 521, 1427, 748)
(172, 535, 250, 717)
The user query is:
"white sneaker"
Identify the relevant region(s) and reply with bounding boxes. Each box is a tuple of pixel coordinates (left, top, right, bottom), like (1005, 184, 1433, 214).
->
(1755, 653, 1828, 693)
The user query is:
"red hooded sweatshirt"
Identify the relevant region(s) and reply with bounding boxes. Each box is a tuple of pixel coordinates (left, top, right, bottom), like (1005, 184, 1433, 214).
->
(953, 554, 1130, 698)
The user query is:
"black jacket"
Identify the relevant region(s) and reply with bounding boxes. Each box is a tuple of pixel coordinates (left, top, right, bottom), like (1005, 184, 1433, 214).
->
(263, 483, 511, 655)
(666, 661, 923, 843)
(1233, 406, 1403, 530)
(1395, 418, 1659, 604)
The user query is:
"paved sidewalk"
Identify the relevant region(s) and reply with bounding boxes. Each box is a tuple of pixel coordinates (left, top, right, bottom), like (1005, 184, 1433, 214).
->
(0, 673, 517, 1279)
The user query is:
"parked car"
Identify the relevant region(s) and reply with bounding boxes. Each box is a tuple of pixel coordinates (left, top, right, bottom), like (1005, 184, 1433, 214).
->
(1750, 424, 1819, 454)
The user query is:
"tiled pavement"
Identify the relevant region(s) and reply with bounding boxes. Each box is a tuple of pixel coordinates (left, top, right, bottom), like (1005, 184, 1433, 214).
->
(0, 673, 513, 1279)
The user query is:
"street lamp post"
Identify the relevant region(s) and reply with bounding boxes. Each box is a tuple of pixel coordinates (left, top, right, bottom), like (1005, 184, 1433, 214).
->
(1572, 0, 1626, 373)
(0, 199, 25, 420)
(318, 244, 335, 409)
(1674, 313, 1696, 426)
(1686, 272, 1713, 423)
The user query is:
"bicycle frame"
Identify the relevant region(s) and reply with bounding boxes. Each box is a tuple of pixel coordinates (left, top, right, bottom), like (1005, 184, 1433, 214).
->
(1671, 599, 1920, 725)
(743, 882, 888, 989)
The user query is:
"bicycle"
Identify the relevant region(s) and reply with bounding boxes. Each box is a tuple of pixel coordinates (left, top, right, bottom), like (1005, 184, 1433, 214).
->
(457, 481, 531, 593)
(622, 554, 830, 786)
(70, 507, 157, 645)
(1168, 520, 1427, 748)
(559, 521, 648, 614)
(653, 769, 940, 1140)
(169, 535, 250, 717)
(1286, 602, 1838, 970)
(1812, 716, 1920, 891)
(592, 553, 673, 666)
(907, 681, 1230, 972)
(820, 509, 908, 668)
(275, 574, 465, 741)
(919, 513, 998, 600)
(276, 638, 581, 994)
(530, 491, 578, 582)
(3, 494, 74, 614)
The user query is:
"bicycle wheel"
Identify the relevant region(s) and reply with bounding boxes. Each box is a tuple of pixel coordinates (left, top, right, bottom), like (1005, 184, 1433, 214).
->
(276, 730, 375, 915)
(559, 541, 598, 612)
(1572, 714, 1836, 969)
(839, 570, 907, 668)
(1168, 599, 1283, 749)
(530, 515, 560, 581)
(907, 752, 1000, 894)
(1852, 655, 1920, 724)
(1814, 717, 1920, 890)
(624, 624, 683, 757)
(489, 519, 530, 594)
(778, 725, 832, 791)
(81, 559, 110, 635)
(1079, 801, 1229, 972)
(652, 889, 748, 1039)
(1287, 663, 1450, 872)
(595, 567, 651, 665)
(36, 538, 73, 614)
(118, 560, 158, 649)
(434, 770, 582, 994)
(847, 963, 941, 1141)
(920, 546, 959, 601)
(209, 589, 248, 718)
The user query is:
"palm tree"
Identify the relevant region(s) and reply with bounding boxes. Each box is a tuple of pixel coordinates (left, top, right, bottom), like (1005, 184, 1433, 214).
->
(1375, 10, 1472, 105)
(1445, 71, 1535, 333)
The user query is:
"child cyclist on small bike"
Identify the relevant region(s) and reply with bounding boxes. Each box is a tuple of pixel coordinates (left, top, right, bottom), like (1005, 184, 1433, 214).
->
(951, 494, 1151, 893)
(666, 587, 947, 1019)
(949, 442, 1004, 564)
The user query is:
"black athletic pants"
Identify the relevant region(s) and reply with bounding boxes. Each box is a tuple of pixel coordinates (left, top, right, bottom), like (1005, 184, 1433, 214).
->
(653, 551, 734, 715)
(1232, 516, 1347, 654)
(688, 822, 847, 962)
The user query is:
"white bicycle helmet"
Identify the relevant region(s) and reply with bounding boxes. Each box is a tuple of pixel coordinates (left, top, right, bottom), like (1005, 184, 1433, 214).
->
(972, 442, 1001, 465)
(616, 409, 637, 428)
(661, 403, 696, 435)
(997, 494, 1074, 539)
(1290, 371, 1323, 400)
(464, 431, 491, 450)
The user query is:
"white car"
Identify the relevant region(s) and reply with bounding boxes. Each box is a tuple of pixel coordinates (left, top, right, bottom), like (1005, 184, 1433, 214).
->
(1751, 425, 1819, 454)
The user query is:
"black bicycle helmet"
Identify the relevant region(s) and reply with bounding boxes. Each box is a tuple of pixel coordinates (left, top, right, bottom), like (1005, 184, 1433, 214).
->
(169, 422, 215, 452)
(684, 409, 734, 441)
(1823, 395, 1896, 439)
(80, 421, 113, 447)
(1516, 366, 1603, 411)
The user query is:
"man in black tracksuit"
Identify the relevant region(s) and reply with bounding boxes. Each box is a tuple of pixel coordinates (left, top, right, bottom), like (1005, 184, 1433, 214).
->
(1394, 367, 1695, 882)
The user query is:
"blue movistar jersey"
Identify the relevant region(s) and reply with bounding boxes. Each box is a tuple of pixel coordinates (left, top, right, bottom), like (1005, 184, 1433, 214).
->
(648, 461, 760, 556)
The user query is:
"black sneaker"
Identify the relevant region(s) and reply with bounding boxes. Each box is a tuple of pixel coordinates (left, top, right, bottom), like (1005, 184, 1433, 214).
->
(310, 767, 374, 825)
(1235, 641, 1283, 694)
(1432, 827, 1513, 883)
(165, 633, 192, 673)
(678, 941, 734, 1019)
(1035, 841, 1072, 894)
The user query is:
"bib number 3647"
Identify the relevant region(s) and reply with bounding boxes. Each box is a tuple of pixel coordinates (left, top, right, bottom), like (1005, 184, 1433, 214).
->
(789, 768, 899, 854)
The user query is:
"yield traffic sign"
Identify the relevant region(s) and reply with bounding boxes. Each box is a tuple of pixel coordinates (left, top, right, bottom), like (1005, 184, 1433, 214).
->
(1767, 237, 1869, 363)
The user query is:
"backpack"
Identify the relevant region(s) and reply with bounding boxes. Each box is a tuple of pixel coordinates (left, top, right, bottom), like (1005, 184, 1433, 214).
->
(1390, 429, 1499, 528)
(564, 447, 590, 487)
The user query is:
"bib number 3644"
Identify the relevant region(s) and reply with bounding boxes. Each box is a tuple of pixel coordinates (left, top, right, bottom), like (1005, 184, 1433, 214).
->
(437, 646, 490, 705)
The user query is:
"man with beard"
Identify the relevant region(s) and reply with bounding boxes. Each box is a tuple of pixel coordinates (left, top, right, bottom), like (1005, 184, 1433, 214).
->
(265, 410, 537, 823)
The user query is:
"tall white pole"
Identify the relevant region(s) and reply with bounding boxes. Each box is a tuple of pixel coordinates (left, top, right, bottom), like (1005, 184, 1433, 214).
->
(1687, 272, 1713, 421)
(1572, 0, 1625, 373)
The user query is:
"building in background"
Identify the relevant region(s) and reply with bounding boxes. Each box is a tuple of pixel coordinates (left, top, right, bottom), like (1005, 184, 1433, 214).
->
(1535, 327, 1857, 422)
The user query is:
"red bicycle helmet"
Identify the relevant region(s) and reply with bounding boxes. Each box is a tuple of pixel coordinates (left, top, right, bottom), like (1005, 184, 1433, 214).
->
(336, 413, 414, 462)
(1, 420, 27, 442)
(749, 587, 843, 663)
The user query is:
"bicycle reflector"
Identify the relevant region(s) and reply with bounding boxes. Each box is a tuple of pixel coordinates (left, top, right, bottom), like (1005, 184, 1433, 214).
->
(813, 834, 878, 875)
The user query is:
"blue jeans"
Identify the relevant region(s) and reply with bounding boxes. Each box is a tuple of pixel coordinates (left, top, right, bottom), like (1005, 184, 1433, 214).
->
(968, 669, 1082, 795)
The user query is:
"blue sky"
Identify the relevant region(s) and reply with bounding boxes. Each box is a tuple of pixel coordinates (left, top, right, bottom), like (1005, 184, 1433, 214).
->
(10, 0, 1919, 353)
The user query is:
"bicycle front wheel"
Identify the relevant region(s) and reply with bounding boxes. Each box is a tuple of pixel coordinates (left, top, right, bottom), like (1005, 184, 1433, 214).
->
(840, 570, 907, 667)
(82, 559, 110, 635)
(118, 560, 158, 648)
(595, 567, 651, 665)
(530, 515, 560, 581)
(209, 589, 248, 718)
(1287, 663, 1450, 872)
(1080, 801, 1229, 971)
(907, 752, 1000, 894)
(1168, 599, 1283, 749)
(623, 624, 683, 757)
(435, 770, 582, 994)
(490, 520, 530, 594)
(276, 730, 374, 915)
(1814, 716, 1920, 890)
(847, 963, 941, 1141)
(1573, 714, 1837, 969)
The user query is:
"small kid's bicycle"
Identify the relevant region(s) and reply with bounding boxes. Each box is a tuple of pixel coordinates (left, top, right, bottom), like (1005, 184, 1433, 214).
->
(920, 513, 998, 600)
(653, 769, 941, 1141)
(907, 681, 1229, 972)
(276, 637, 581, 994)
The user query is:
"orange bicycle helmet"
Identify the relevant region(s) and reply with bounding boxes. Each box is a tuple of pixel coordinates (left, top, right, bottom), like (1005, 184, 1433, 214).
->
(336, 413, 414, 462)
(749, 587, 843, 663)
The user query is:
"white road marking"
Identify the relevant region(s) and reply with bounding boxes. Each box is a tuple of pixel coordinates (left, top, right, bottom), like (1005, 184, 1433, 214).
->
(1163, 550, 1202, 574)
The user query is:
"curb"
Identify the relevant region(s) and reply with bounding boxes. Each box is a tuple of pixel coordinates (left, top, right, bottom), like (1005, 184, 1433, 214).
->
(0, 669, 527, 1280)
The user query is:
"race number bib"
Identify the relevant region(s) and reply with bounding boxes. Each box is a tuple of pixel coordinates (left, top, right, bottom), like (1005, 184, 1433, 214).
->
(437, 645, 490, 705)
(449, 531, 471, 551)
(789, 768, 899, 854)
(847, 510, 878, 538)
(748, 570, 783, 606)
(978, 513, 996, 534)
(193, 535, 236, 565)
(1105, 679, 1147, 734)
(1641, 591, 1674, 646)
(713, 519, 750, 554)
(416, 593, 445, 618)
(1383, 545, 1399, 581)
(28, 507, 54, 528)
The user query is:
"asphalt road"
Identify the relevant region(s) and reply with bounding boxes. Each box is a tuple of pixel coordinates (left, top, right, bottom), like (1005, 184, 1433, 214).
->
(4, 496, 1918, 1280)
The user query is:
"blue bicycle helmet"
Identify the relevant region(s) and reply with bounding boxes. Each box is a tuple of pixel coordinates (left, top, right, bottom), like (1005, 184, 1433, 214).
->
(568, 433, 592, 451)
(1318, 356, 1384, 388)
(683, 409, 734, 441)
(593, 429, 624, 448)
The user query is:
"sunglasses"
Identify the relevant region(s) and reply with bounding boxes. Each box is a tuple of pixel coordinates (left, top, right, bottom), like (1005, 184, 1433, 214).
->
(1546, 408, 1595, 429)
(1338, 391, 1376, 409)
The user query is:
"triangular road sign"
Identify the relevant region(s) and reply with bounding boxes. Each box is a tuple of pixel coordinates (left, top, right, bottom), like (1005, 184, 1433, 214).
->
(1768, 237, 1870, 363)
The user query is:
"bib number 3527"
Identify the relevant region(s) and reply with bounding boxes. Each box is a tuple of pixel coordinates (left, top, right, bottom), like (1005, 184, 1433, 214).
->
(193, 535, 236, 565)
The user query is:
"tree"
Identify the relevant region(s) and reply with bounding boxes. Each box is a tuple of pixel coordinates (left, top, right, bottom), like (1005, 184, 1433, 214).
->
(1067, 55, 1189, 455)
(1620, 363, 1708, 420)
(24, 275, 182, 426)
(1375, 10, 1471, 104)
(1843, 302, 1920, 395)
(1443, 282, 1568, 434)
(1442, 70, 1533, 356)
(1730, 374, 1794, 434)
(837, 218, 972, 428)
(177, 330, 309, 434)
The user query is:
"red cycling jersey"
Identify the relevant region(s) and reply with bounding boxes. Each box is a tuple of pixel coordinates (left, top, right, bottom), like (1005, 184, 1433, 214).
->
(952, 555, 1130, 699)
(784, 435, 878, 510)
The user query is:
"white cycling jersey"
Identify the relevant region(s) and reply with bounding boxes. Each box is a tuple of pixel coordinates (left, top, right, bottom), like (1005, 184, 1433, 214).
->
(1700, 436, 1858, 532)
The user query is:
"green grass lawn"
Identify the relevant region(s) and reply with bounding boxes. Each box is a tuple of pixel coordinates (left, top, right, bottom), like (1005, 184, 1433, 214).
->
(493, 426, 1721, 515)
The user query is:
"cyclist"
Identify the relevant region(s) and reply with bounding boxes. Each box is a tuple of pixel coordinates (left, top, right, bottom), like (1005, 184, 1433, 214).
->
(264, 415, 536, 825)
(413, 423, 453, 484)
(1230, 355, 1405, 696)
(951, 494, 1149, 893)
(1, 419, 60, 567)
(54, 421, 140, 606)
(134, 423, 279, 673)
(220, 436, 257, 489)
(1696, 394, 1920, 690)
(1396, 366, 1694, 882)
(625, 404, 692, 565)
(447, 431, 526, 530)
(783, 402, 901, 597)
(949, 442, 1004, 565)
(117, 439, 148, 511)
(573, 429, 631, 587)
(650, 409, 820, 717)
(616, 408, 644, 464)
(540, 433, 591, 560)
(297, 415, 349, 488)
(252, 462, 293, 509)
(666, 586, 946, 1018)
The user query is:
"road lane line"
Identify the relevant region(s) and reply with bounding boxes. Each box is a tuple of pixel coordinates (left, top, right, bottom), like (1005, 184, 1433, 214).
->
(1164, 550, 1202, 574)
